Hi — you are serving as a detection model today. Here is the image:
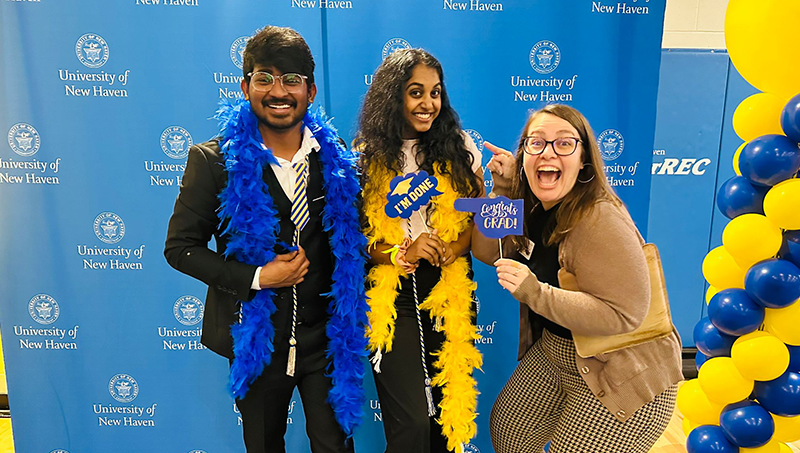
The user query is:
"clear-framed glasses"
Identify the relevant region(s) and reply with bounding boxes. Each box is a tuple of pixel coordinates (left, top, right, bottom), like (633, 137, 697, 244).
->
(247, 72, 308, 93)
(522, 136, 581, 156)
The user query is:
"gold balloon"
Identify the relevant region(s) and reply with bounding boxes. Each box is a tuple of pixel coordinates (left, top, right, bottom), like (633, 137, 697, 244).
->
(772, 413, 800, 443)
(699, 357, 755, 404)
(765, 303, 800, 346)
(677, 379, 725, 425)
(764, 179, 800, 230)
(733, 142, 746, 177)
(702, 246, 746, 290)
(725, 0, 800, 98)
(706, 285, 719, 305)
(722, 214, 782, 269)
(733, 93, 787, 142)
(731, 331, 790, 381)
(740, 439, 781, 453)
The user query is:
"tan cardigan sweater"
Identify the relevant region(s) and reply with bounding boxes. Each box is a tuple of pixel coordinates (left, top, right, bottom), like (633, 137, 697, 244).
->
(475, 199, 683, 422)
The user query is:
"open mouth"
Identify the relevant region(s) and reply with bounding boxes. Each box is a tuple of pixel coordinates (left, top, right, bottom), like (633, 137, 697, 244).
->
(537, 166, 561, 187)
(414, 112, 433, 121)
(267, 103, 293, 110)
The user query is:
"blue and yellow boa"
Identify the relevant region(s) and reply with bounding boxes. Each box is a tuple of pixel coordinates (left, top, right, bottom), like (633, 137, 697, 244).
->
(215, 98, 368, 436)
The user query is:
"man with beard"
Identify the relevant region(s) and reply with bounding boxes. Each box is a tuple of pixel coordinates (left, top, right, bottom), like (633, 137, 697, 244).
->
(164, 26, 367, 453)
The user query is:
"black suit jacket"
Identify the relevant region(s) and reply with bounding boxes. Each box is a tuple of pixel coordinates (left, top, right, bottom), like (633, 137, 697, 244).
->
(165, 140, 258, 358)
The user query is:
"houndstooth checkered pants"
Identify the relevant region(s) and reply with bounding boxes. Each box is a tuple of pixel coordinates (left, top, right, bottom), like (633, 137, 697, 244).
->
(490, 329, 677, 453)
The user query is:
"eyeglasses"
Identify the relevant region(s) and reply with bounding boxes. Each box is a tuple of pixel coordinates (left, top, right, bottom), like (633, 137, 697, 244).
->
(247, 72, 308, 93)
(522, 136, 581, 156)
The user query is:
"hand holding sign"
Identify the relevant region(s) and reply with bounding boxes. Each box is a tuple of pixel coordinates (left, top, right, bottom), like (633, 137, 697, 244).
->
(454, 195, 524, 259)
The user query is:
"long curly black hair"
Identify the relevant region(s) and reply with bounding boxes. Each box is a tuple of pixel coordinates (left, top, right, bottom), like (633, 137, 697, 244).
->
(357, 48, 480, 198)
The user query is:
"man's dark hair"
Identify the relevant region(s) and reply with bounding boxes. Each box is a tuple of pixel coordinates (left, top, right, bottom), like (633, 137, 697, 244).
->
(242, 26, 315, 86)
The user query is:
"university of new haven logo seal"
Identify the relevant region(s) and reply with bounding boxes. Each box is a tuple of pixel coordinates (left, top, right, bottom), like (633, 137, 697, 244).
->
(76, 33, 109, 69)
(464, 443, 481, 453)
(597, 129, 625, 161)
(160, 126, 193, 159)
(230, 36, 249, 69)
(50, 450, 70, 453)
(29, 294, 59, 325)
(109, 374, 139, 403)
(7, 123, 41, 157)
(174, 296, 204, 326)
(94, 212, 125, 244)
(382, 38, 412, 60)
(529, 40, 561, 74)
(465, 129, 485, 153)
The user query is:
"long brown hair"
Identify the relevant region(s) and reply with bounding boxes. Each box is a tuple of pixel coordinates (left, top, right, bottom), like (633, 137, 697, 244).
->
(510, 104, 622, 247)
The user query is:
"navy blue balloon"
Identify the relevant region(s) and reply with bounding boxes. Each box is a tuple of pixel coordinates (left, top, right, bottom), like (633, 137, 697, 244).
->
(696, 351, 710, 371)
(739, 134, 800, 187)
(779, 230, 800, 269)
(687, 425, 739, 453)
(716, 176, 768, 219)
(754, 371, 800, 417)
(788, 344, 800, 373)
(719, 400, 775, 448)
(745, 259, 800, 308)
(782, 93, 800, 143)
(708, 289, 766, 336)
(694, 317, 737, 357)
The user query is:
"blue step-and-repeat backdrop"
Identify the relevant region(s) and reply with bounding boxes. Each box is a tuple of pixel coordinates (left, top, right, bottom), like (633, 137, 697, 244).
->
(1, 1, 666, 452)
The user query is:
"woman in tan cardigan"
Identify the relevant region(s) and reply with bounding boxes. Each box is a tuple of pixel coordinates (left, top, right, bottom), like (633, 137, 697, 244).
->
(473, 104, 682, 453)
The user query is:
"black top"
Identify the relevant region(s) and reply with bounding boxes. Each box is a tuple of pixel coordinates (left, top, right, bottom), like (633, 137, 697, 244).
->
(522, 203, 572, 339)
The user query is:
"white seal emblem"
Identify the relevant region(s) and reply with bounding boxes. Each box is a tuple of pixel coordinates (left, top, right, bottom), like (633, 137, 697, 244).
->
(597, 129, 625, 161)
(473, 294, 481, 315)
(109, 374, 139, 403)
(50, 450, 70, 453)
(29, 294, 60, 325)
(94, 212, 126, 244)
(464, 443, 481, 453)
(7, 123, 41, 157)
(174, 295, 204, 326)
(160, 126, 193, 159)
(382, 38, 412, 60)
(76, 33, 109, 69)
(464, 129, 485, 153)
(529, 40, 561, 74)
(230, 36, 249, 70)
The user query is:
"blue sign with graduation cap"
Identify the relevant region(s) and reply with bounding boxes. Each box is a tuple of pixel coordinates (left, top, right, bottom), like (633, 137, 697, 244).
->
(454, 196, 524, 239)
(385, 171, 443, 219)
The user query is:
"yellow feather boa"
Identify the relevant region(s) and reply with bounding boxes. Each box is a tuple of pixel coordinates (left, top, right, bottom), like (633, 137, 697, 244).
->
(363, 162, 483, 452)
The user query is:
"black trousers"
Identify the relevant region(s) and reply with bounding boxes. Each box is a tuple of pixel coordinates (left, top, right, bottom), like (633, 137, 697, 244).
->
(235, 320, 354, 453)
(373, 261, 450, 453)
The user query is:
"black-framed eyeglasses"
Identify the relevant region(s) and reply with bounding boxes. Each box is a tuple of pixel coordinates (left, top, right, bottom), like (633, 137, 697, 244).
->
(247, 72, 308, 93)
(522, 136, 582, 156)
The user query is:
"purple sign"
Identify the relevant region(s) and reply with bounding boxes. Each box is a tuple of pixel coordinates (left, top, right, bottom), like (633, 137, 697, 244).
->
(385, 171, 443, 219)
(454, 196, 524, 239)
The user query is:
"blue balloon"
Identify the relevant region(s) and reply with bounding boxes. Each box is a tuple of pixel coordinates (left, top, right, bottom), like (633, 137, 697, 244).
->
(754, 371, 800, 417)
(779, 230, 800, 269)
(708, 289, 766, 336)
(739, 134, 800, 187)
(696, 350, 710, 371)
(782, 93, 800, 144)
(745, 259, 800, 308)
(694, 317, 737, 357)
(687, 425, 739, 453)
(716, 176, 768, 219)
(720, 400, 775, 448)
(788, 344, 800, 373)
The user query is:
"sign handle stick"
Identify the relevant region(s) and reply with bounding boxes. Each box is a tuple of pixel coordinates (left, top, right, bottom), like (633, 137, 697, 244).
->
(499, 238, 503, 260)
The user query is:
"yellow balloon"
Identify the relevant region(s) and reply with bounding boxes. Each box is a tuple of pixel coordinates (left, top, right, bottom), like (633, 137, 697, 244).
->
(722, 214, 782, 269)
(732, 331, 790, 381)
(699, 357, 755, 404)
(741, 439, 781, 453)
(682, 417, 702, 437)
(733, 93, 787, 142)
(725, 0, 800, 99)
(772, 414, 800, 443)
(706, 285, 719, 304)
(765, 303, 800, 345)
(778, 443, 792, 453)
(733, 142, 746, 176)
(703, 246, 746, 290)
(677, 379, 725, 425)
(764, 179, 800, 230)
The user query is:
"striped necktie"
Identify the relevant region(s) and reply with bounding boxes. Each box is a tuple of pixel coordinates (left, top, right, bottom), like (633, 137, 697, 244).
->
(290, 157, 309, 232)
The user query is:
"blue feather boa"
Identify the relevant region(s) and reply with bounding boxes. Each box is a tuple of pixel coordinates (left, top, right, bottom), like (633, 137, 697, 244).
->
(215, 98, 369, 436)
